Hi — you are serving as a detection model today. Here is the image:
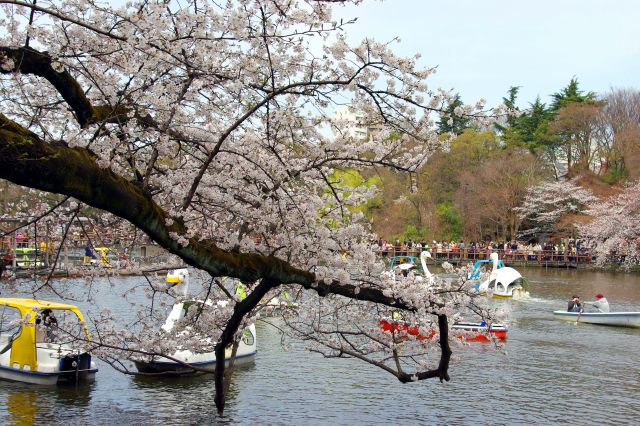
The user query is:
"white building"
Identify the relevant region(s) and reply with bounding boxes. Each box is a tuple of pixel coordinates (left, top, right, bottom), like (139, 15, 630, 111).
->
(332, 105, 376, 140)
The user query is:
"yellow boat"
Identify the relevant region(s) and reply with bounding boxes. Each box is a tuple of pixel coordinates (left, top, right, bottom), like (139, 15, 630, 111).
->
(14, 247, 44, 269)
(0, 298, 98, 385)
(84, 246, 117, 267)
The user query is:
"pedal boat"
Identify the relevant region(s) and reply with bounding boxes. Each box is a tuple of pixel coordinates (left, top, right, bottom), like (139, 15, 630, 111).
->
(133, 269, 257, 375)
(379, 319, 507, 342)
(0, 298, 98, 385)
(470, 253, 528, 299)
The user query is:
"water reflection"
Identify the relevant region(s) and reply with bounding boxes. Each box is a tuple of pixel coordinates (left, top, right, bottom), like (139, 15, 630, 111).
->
(1, 381, 95, 425)
(5, 385, 37, 425)
(0, 268, 639, 424)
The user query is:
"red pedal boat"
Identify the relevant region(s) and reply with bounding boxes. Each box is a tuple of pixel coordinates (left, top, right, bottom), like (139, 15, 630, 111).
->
(452, 322, 507, 342)
(379, 319, 507, 342)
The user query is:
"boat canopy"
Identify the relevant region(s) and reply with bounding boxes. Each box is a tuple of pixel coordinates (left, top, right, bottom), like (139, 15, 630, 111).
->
(469, 258, 504, 279)
(496, 269, 525, 287)
(0, 298, 86, 317)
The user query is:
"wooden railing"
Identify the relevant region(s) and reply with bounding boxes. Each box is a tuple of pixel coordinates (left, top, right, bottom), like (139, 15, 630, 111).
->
(375, 248, 594, 267)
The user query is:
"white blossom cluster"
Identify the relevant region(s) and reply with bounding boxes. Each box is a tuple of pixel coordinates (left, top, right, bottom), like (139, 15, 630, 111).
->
(580, 180, 640, 267)
(516, 179, 598, 235)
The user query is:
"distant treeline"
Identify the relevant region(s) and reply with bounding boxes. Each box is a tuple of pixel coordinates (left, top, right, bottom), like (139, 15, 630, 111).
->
(360, 80, 640, 243)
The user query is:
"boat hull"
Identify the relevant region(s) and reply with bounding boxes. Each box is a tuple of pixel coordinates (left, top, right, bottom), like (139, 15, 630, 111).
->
(553, 311, 640, 328)
(492, 287, 529, 299)
(0, 365, 97, 385)
(134, 351, 256, 375)
(134, 323, 257, 375)
(0, 342, 98, 385)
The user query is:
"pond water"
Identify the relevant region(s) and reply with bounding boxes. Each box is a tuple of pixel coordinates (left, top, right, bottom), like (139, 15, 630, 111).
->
(0, 267, 639, 425)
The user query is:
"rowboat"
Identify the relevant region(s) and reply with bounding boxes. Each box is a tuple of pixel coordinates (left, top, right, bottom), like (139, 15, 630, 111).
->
(0, 298, 98, 385)
(553, 311, 640, 328)
(379, 319, 507, 342)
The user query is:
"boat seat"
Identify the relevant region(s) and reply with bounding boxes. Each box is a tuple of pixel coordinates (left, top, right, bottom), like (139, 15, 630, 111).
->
(35, 327, 46, 343)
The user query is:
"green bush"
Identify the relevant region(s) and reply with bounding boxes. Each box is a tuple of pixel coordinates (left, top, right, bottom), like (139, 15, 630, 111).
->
(435, 202, 462, 241)
(399, 224, 430, 242)
(602, 165, 629, 185)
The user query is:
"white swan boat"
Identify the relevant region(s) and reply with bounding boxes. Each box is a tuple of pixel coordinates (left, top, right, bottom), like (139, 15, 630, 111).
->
(553, 310, 640, 328)
(470, 253, 528, 299)
(390, 251, 435, 281)
(390, 252, 427, 273)
(133, 269, 257, 374)
(0, 298, 98, 385)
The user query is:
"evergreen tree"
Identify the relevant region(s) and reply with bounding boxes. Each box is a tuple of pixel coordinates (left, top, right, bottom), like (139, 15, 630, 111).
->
(495, 86, 521, 146)
(502, 86, 521, 129)
(550, 77, 597, 111)
(437, 94, 470, 135)
(521, 97, 555, 153)
(497, 87, 553, 154)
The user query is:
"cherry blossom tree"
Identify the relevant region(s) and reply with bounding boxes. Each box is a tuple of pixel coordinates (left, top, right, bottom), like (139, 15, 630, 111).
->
(516, 179, 598, 237)
(580, 180, 640, 267)
(0, 0, 496, 414)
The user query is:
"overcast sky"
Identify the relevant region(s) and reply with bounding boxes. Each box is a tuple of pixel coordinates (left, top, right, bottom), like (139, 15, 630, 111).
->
(335, 0, 639, 108)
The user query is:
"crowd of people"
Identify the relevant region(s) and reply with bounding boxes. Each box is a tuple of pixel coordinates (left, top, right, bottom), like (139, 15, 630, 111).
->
(371, 239, 592, 262)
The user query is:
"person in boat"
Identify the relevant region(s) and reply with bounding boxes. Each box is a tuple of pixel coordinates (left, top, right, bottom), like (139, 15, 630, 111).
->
(567, 295, 583, 312)
(35, 309, 58, 342)
(584, 293, 610, 313)
(84, 243, 96, 264)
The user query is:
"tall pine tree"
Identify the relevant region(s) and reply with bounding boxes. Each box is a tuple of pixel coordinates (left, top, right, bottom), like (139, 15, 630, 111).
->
(437, 94, 471, 135)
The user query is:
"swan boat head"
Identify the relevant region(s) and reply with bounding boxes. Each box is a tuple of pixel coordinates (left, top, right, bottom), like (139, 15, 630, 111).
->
(166, 268, 190, 297)
(419, 251, 433, 280)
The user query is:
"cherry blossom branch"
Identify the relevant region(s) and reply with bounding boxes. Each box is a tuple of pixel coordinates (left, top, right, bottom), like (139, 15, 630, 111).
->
(0, 0, 127, 40)
(0, 46, 128, 127)
(0, 114, 424, 310)
(0, 195, 69, 238)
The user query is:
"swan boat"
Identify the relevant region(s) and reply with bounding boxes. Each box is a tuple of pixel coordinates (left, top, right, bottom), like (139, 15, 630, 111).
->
(133, 269, 257, 375)
(389, 251, 437, 281)
(389, 252, 430, 276)
(0, 298, 98, 385)
(553, 311, 640, 328)
(470, 253, 528, 299)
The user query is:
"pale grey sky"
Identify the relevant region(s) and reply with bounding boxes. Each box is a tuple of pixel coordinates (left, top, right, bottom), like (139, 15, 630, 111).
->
(336, 0, 640, 107)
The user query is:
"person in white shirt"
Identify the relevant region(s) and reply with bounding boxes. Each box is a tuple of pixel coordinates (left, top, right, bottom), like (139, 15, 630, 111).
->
(585, 293, 610, 313)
